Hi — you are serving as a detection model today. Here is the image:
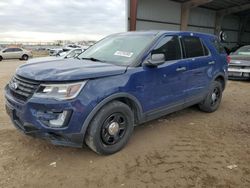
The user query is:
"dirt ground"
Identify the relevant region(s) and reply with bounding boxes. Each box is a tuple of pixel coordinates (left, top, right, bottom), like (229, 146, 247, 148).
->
(0, 59, 249, 188)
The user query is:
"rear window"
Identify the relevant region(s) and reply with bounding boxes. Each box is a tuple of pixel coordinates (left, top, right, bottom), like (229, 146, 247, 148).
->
(182, 36, 204, 58)
(211, 39, 225, 54)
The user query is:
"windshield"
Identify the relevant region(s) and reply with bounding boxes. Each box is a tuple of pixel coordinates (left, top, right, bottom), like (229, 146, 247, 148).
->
(78, 34, 155, 66)
(234, 46, 250, 55)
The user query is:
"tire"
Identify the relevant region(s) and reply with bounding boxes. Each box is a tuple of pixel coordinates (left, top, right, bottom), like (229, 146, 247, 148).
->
(199, 81, 223, 113)
(85, 101, 134, 155)
(0, 56, 2, 61)
(21, 54, 29, 60)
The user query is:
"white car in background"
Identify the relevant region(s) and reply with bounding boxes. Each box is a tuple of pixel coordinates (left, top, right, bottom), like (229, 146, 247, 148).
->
(0, 47, 32, 61)
(49, 48, 63, 56)
(27, 48, 85, 64)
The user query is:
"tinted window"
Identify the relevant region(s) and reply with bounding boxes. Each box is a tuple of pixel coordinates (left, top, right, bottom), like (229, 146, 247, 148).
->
(212, 39, 225, 54)
(203, 43, 209, 56)
(153, 36, 181, 61)
(182, 36, 204, 58)
(14, 48, 22, 52)
(4, 48, 15, 52)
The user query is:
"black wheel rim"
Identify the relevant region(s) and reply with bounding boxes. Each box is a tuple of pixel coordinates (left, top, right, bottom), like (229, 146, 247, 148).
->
(101, 113, 127, 145)
(210, 87, 221, 107)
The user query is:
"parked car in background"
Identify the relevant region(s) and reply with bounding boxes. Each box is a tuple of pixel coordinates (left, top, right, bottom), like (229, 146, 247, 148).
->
(5, 31, 228, 155)
(62, 44, 89, 53)
(27, 48, 85, 64)
(49, 48, 63, 56)
(228, 45, 250, 80)
(49, 45, 89, 56)
(0, 47, 32, 61)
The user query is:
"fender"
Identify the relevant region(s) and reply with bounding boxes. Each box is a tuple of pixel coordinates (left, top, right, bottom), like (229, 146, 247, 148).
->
(80, 92, 143, 138)
(212, 71, 227, 90)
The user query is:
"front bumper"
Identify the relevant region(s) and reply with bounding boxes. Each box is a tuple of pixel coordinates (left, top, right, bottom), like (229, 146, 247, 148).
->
(228, 67, 250, 80)
(4, 85, 93, 148)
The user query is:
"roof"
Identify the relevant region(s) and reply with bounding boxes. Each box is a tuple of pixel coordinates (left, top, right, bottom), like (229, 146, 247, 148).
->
(118, 30, 217, 39)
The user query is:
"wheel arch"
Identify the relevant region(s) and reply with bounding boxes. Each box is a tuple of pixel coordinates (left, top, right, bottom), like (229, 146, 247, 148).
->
(81, 93, 143, 139)
(213, 74, 226, 90)
(22, 54, 28, 56)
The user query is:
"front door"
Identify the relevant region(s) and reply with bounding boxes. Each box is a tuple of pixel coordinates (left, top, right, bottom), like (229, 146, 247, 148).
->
(132, 35, 189, 113)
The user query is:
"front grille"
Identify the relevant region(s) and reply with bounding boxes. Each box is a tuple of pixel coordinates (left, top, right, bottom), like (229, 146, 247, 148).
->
(8, 75, 40, 102)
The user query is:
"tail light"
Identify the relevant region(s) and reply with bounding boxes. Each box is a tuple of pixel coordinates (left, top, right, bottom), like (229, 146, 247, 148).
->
(226, 55, 231, 64)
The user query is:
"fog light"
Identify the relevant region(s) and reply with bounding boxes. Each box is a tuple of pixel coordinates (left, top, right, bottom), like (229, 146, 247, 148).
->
(49, 111, 69, 128)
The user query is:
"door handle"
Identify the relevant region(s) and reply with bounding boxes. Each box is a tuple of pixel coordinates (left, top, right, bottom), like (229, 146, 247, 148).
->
(208, 61, 215, 65)
(176, 67, 186, 72)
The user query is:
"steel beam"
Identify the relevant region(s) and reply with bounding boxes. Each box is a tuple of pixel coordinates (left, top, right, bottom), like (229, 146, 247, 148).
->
(180, 0, 213, 31)
(214, 3, 250, 36)
(129, 0, 138, 31)
(218, 3, 250, 15)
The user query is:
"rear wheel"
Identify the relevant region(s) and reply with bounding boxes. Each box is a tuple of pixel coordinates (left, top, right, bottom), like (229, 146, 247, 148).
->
(0, 56, 2, 61)
(21, 54, 29, 60)
(85, 101, 134, 155)
(199, 81, 223, 113)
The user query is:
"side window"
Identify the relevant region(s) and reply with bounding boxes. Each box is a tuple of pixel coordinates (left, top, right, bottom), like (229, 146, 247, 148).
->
(212, 39, 225, 54)
(4, 48, 14, 52)
(203, 43, 209, 56)
(182, 36, 204, 58)
(14, 48, 22, 52)
(152, 36, 181, 61)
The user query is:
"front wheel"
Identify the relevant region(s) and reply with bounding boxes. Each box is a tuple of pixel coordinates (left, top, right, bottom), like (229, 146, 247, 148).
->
(85, 101, 134, 155)
(21, 54, 29, 60)
(199, 81, 223, 113)
(0, 56, 2, 61)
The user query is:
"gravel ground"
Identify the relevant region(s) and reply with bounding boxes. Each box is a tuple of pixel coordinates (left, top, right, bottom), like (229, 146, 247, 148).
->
(0, 60, 249, 188)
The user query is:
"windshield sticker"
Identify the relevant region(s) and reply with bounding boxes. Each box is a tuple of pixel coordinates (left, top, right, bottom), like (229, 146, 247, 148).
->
(114, 51, 134, 58)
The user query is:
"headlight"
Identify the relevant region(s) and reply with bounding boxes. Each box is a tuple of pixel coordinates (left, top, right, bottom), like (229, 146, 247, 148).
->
(34, 81, 87, 100)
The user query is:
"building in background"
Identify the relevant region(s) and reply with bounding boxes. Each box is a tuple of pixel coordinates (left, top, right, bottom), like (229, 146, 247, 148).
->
(127, 0, 250, 49)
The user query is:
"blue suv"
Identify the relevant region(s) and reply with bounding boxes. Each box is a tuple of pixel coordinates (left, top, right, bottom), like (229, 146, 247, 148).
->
(5, 31, 228, 154)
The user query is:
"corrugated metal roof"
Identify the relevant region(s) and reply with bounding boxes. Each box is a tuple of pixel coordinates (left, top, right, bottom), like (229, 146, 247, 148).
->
(172, 0, 250, 11)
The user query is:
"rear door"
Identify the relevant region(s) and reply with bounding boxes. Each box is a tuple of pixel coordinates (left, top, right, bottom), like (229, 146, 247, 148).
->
(13, 48, 24, 58)
(181, 36, 214, 100)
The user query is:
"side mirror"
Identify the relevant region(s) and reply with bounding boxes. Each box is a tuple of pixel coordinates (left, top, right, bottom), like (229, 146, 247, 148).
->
(144, 53, 165, 67)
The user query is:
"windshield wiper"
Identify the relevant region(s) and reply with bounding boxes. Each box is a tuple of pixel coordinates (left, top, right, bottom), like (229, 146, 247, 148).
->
(81, 57, 105, 62)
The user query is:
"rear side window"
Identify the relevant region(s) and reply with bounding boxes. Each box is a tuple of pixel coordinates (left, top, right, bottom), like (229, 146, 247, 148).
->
(152, 36, 181, 61)
(182, 36, 204, 58)
(203, 43, 209, 56)
(14, 48, 22, 52)
(212, 39, 225, 54)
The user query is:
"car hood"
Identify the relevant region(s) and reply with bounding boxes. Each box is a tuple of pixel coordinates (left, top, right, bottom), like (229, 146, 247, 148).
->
(229, 55, 250, 66)
(16, 59, 127, 81)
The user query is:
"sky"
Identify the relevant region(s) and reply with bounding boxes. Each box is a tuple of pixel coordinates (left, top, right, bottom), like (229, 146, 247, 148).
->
(0, 0, 127, 42)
